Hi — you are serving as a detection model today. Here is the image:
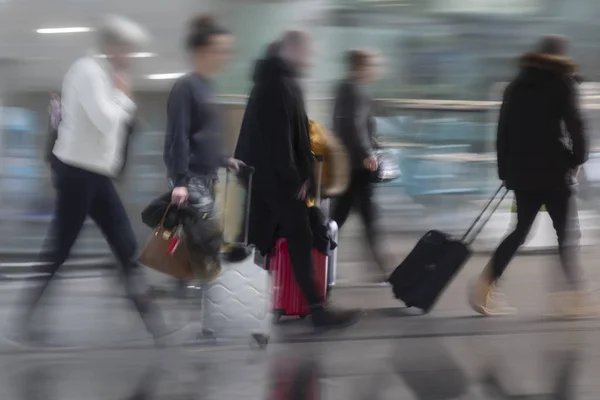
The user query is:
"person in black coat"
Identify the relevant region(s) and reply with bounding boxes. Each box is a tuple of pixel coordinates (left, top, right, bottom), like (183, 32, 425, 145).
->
(331, 49, 388, 281)
(234, 31, 361, 330)
(469, 35, 593, 317)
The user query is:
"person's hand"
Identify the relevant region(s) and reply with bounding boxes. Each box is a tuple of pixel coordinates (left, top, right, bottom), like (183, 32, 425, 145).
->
(171, 186, 189, 206)
(226, 158, 246, 173)
(296, 181, 309, 200)
(364, 155, 378, 172)
(114, 72, 132, 97)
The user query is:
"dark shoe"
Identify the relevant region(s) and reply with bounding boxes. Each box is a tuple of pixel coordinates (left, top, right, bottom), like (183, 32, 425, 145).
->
(311, 307, 362, 332)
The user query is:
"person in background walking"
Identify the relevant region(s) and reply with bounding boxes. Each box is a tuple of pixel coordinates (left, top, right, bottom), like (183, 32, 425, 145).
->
(469, 35, 594, 317)
(13, 15, 168, 344)
(48, 92, 61, 133)
(331, 49, 388, 282)
(45, 92, 62, 182)
(235, 31, 362, 330)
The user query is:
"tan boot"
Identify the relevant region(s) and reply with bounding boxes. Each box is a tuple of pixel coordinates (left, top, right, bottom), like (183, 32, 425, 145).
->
(548, 290, 600, 319)
(469, 277, 517, 316)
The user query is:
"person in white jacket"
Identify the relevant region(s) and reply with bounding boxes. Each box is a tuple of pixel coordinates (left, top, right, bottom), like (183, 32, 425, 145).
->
(14, 16, 167, 345)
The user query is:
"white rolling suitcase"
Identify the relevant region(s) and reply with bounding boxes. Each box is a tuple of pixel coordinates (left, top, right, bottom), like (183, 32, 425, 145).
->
(200, 166, 271, 348)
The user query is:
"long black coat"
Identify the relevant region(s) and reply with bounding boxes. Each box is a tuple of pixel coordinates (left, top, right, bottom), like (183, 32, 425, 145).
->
(234, 56, 314, 255)
(497, 52, 588, 191)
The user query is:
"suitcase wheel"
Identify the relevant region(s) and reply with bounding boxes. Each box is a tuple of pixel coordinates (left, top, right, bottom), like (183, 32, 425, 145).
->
(251, 333, 269, 349)
(299, 315, 307, 320)
(272, 310, 285, 325)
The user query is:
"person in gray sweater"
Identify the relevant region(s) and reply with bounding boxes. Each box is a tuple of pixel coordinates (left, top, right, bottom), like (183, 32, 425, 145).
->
(332, 50, 388, 281)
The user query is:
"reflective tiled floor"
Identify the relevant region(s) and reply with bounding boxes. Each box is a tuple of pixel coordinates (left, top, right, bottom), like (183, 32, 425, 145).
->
(1, 250, 600, 398)
(0, 327, 598, 399)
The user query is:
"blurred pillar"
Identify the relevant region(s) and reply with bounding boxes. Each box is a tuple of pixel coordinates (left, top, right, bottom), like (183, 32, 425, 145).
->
(213, 0, 332, 94)
(216, 100, 246, 157)
(0, 59, 20, 208)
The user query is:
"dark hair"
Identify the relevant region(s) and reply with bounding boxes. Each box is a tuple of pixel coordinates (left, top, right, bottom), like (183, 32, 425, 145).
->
(186, 14, 229, 51)
(347, 49, 373, 73)
(537, 35, 567, 56)
(265, 41, 281, 58)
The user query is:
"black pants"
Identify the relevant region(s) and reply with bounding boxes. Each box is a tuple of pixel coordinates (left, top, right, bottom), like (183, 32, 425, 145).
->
(19, 157, 163, 336)
(271, 199, 321, 307)
(490, 188, 582, 289)
(332, 168, 385, 270)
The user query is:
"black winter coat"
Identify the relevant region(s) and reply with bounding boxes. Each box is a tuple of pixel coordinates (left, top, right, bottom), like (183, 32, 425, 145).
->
(497, 52, 588, 191)
(234, 56, 314, 255)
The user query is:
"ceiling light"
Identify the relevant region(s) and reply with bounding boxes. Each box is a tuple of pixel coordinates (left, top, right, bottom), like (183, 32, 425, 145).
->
(147, 73, 185, 80)
(130, 52, 155, 58)
(37, 27, 92, 34)
(96, 52, 156, 59)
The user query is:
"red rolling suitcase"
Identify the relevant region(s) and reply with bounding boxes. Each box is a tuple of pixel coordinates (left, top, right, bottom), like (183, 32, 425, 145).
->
(269, 154, 330, 322)
(270, 239, 328, 322)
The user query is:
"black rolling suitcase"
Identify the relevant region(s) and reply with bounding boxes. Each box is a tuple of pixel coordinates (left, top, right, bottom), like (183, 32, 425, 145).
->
(388, 185, 509, 313)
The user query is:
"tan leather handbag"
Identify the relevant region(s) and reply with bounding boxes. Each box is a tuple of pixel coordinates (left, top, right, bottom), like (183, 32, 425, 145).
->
(138, 206, 195, 280)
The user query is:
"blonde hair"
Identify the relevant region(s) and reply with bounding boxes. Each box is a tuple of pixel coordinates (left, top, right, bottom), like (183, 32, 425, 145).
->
(97, 15, 148, 49)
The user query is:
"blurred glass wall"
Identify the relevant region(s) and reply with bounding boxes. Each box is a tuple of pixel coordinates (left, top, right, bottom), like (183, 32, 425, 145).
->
(3, 0, 600, 259)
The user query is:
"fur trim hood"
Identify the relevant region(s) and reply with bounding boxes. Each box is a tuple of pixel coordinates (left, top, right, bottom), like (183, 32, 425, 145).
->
(519, 52, 577, 76)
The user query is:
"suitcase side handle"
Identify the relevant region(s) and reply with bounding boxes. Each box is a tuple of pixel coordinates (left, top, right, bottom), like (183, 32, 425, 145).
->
(461, 184, 509, 245)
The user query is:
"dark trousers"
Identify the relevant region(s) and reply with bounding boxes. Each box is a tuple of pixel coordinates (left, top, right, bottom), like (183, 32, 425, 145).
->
(490, 188, 582, 289)
(19, 157, 163, 336)
(273, 199, 321, 307)
(332, 168, 385, 270)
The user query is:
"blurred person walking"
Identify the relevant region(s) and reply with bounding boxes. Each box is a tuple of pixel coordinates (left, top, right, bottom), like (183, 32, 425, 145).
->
(234, 31, 361, 330)
(469, 35, 593, 317)
(331, 50, 388, 282)
(163, 15, 244, 296)
(13, 16, 168, 344)
(164, 15, 243, 209)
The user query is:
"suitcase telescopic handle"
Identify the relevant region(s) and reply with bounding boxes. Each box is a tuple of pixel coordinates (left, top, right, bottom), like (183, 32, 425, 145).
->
(461, 184, 509, 245)
(313, 153, 324, 204)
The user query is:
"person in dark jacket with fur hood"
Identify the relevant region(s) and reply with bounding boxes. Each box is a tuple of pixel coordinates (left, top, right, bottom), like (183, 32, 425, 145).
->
(469, 35, 594, 318)
(235, 31, 361, 330)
